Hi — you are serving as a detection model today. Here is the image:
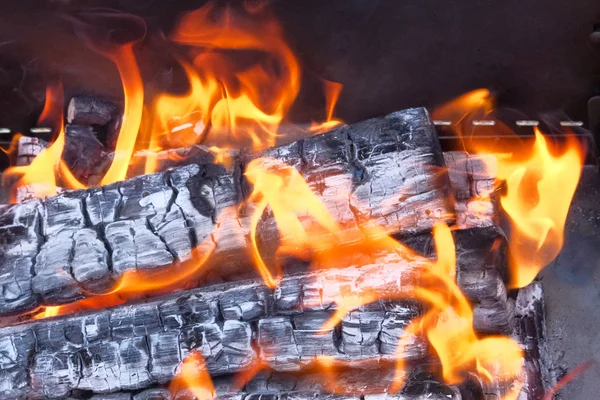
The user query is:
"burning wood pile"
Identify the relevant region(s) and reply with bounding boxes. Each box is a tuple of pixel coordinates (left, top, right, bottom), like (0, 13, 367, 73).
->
(0, 3, 585, 400)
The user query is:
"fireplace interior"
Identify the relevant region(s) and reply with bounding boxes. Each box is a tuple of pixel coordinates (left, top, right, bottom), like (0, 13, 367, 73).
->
(0, 1, 599, 399)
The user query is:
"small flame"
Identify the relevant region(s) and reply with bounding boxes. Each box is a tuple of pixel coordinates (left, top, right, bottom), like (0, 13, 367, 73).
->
(434, 90, 585, 288)
(4, 82, 66, 201)
(169, 351, 215, 399)
(309, 80, 344, 134)
(33, 306, 61, 320)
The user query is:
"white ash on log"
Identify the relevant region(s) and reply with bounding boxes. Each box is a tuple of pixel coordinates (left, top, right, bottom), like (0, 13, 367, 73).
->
(443, 152, 497, 229)
(0, 107, 456, 317)
(84, 369, 475, 400)
(14, 136, 48, 166)
(0, 225, 516, 399)
(0, 259, 428, 399)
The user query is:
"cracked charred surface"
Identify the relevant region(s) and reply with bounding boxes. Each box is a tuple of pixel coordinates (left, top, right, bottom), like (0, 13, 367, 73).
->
(0, 108, 456, 317)
(0, 226, 511, 399)
(86, 368, 471, 400)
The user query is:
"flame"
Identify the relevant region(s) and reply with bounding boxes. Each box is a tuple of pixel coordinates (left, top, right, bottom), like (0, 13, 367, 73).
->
(146, 2, 300, 157)
(244, 157, 523, 392)
(309, 80, 344, 133)
(169, 352, 215, 399)
(434, 90, 585, 288)
(4, 83, 66, 201)
(100, 44, 144, 185)
(496, 128, 583, 287)
(244, 157, 342, 287)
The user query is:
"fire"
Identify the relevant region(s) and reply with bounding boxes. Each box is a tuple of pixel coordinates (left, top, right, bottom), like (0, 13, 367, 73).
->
(100, 44, 144, 185)
(169, 351, 215, 399)
(309, 80, 344, 133)
(3, 82, 66, 201)
(145, 2, 301, 164)
(434, 90, 585, 288)
(244, 157, 343, 287)
(9, 2, 344, 201)
(243, 157, 524, 393)
(495, 128, 583, 287)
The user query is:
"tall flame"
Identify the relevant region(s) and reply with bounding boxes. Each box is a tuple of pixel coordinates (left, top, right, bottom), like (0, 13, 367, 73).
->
(100, 44, 144, 185)
(10, 2, 345, 201)
(434, 90, 584, 288)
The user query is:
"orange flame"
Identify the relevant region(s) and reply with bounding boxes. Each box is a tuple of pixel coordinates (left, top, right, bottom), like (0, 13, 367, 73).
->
(4, 82, 66, 201)
(309, 80, 344, 133)
(169, 351, 215, 399)
(152, 3, 300, 154)
(244, 157, 342, 287)
(100, 44, 144, 185)
(243, 157, 523, 392)
(434, 89, 585, 288)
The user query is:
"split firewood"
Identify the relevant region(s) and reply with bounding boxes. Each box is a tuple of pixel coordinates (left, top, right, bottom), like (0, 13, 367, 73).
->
(0, 107, 455, 317)
(62, 124, 112, 183)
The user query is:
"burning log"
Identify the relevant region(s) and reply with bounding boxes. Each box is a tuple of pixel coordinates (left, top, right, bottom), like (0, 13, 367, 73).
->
(0, 231, 512, 399)
(0, 107, 456, 317)
(0, 264, 423, 398)
(86, 369, 474, 400)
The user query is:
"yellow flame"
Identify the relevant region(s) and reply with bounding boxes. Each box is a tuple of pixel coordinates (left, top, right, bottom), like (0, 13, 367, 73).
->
(433, 89, 585, 288)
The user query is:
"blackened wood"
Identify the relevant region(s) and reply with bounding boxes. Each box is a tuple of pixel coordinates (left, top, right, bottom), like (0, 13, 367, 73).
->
(86, 369, 467, 400)
(0, 259, 429, 399)
(0, 107, 454, 317)
(67, 96, 117, 126)
(443, 152, 497, 229)
(63, 124, 111, 182)
(15, 135, 48, 166)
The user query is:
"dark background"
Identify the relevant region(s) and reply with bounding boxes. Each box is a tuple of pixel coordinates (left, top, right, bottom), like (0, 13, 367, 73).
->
(0, 0, 599, 132)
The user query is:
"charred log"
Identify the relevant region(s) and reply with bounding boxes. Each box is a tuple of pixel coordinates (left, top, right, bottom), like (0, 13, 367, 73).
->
(0, 107, 455, 316)
(67, 96, 117, 127)
(84, 369, 471, 400)
(0, 225, 515, 399)
(0, 261, 427, 399)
